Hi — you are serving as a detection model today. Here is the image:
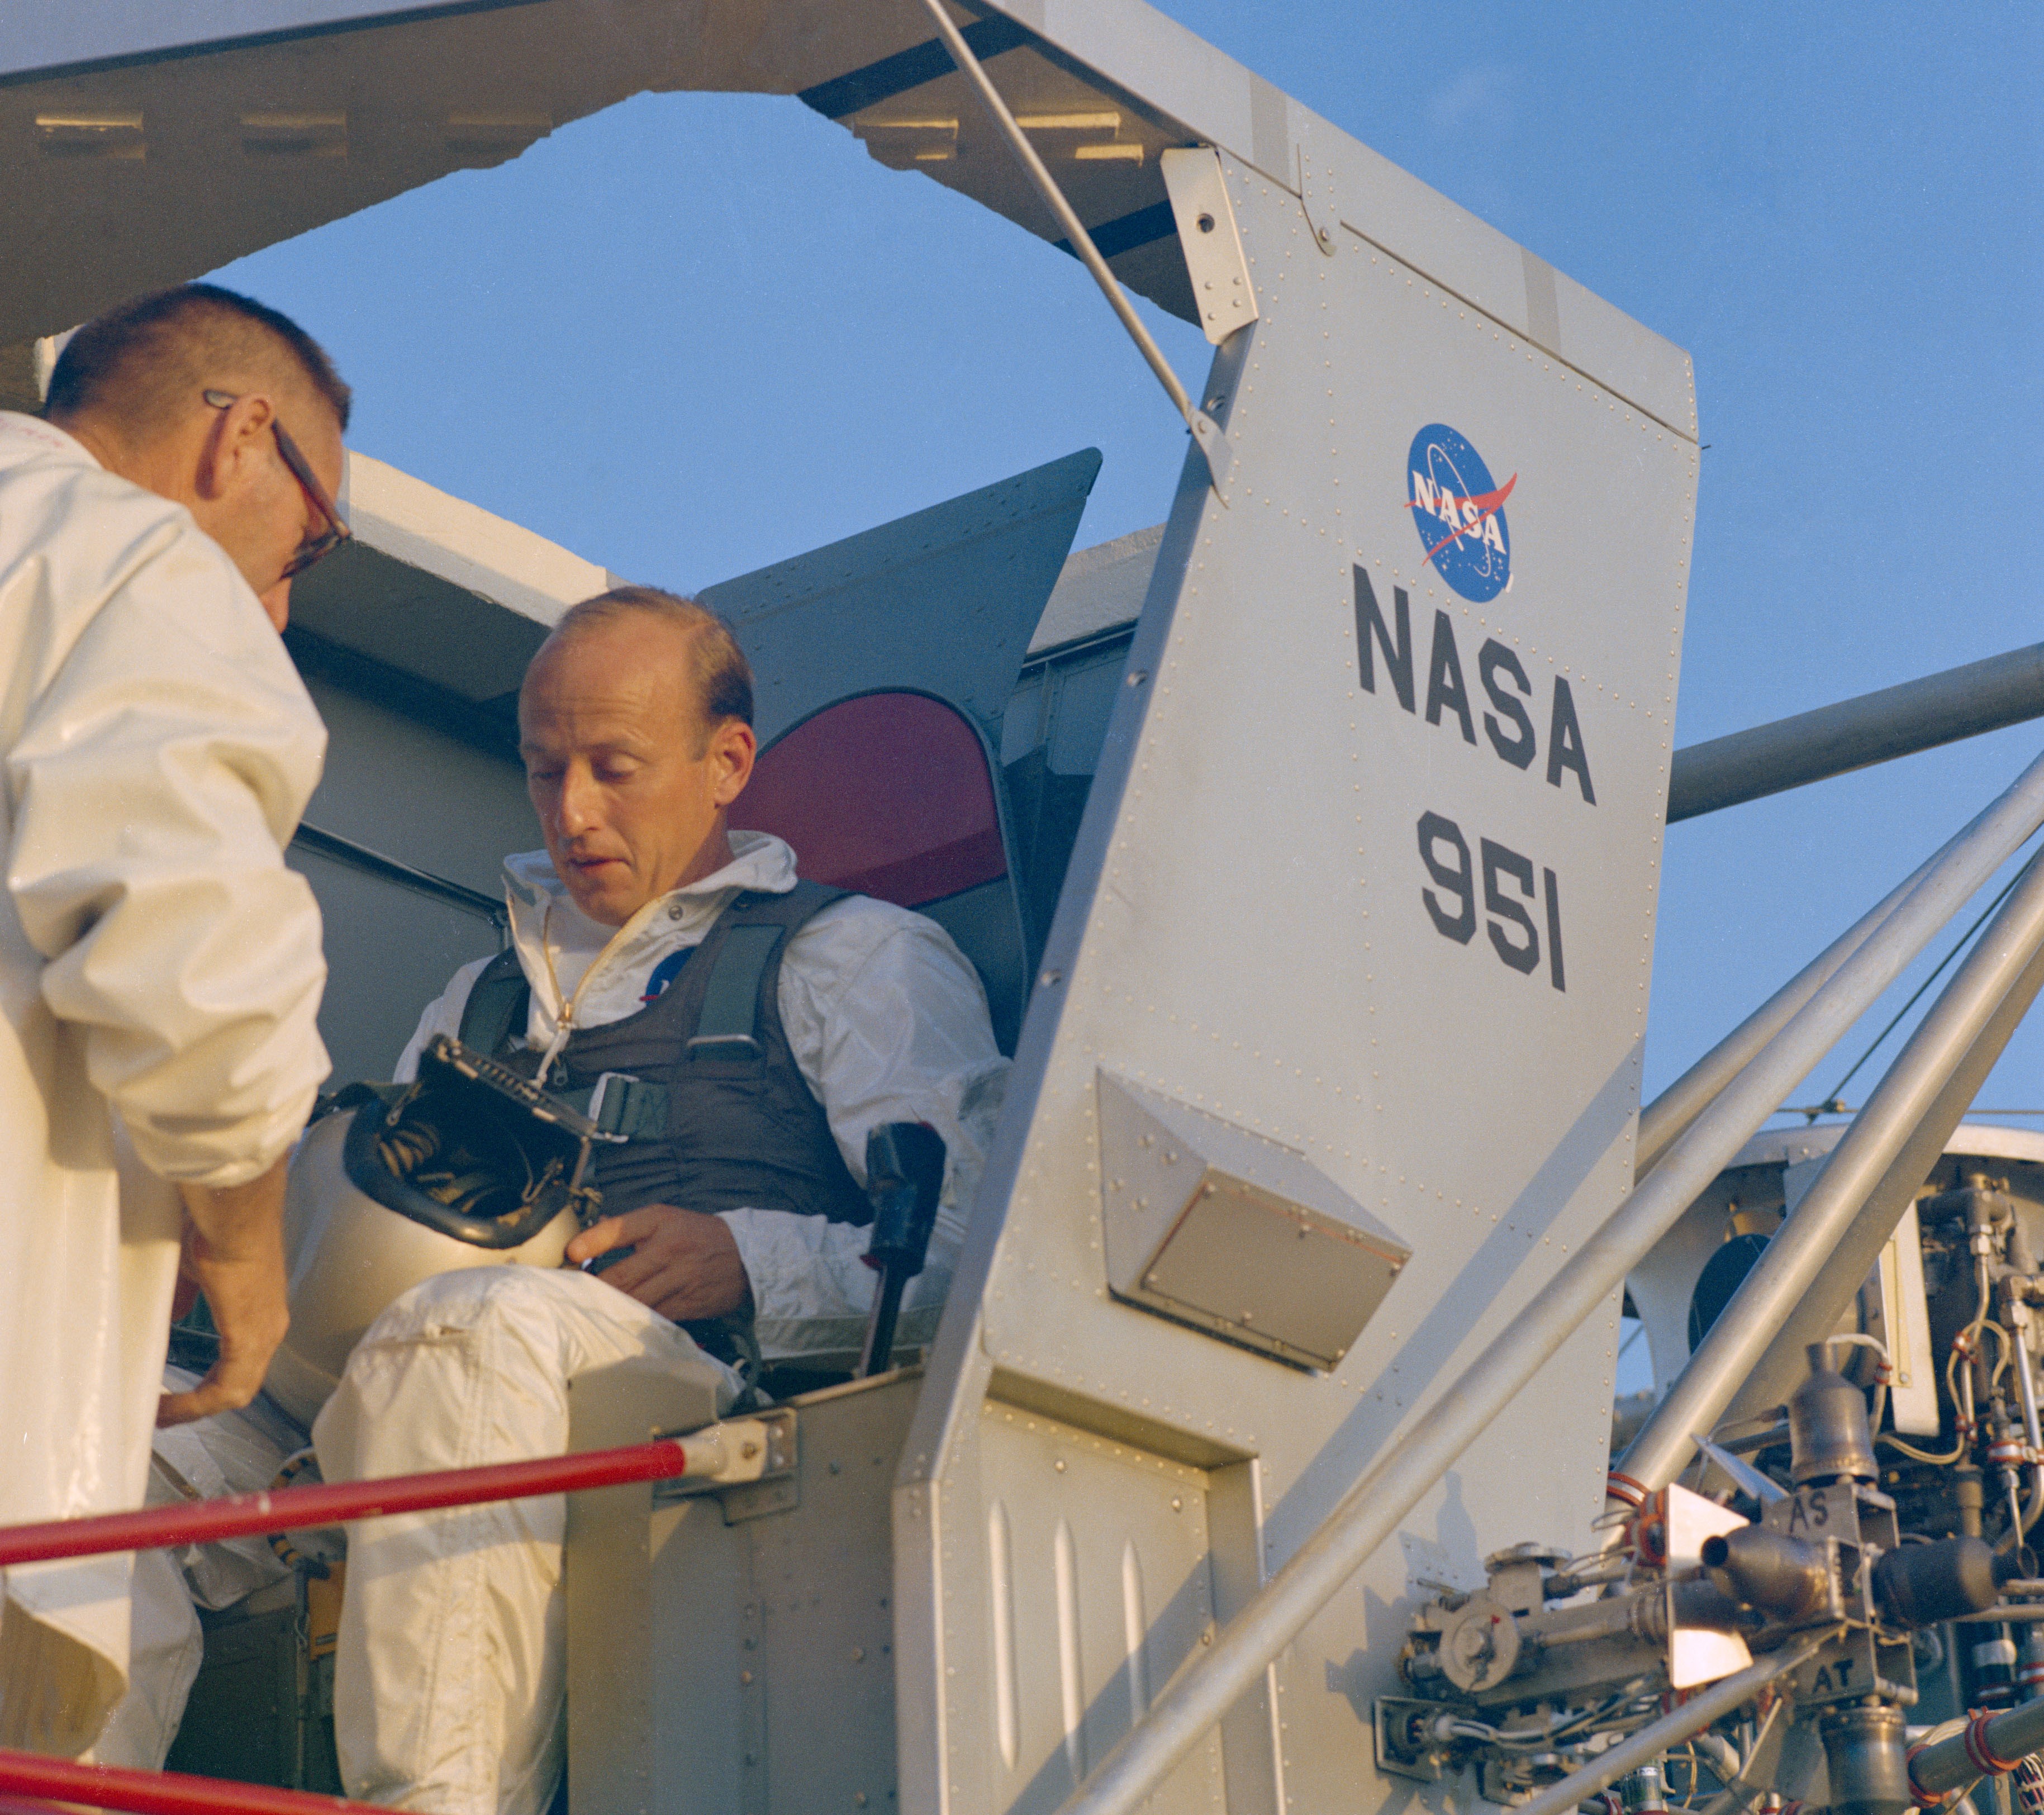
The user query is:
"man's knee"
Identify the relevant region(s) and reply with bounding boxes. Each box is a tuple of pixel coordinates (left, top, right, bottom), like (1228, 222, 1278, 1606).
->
(360, 1262, 568, 1346)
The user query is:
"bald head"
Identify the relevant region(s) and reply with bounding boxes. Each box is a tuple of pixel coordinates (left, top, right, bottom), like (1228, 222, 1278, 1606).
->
(541, 587, 753, 754)
(520, 590, 759, 924)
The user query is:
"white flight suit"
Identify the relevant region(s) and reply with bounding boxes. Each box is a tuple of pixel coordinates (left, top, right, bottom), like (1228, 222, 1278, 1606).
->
(0, 412, 329, 1755)
(125, 830, 1004, 1813)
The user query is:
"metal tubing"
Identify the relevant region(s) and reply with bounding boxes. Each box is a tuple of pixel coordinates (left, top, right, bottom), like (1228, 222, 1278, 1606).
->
(1717, 928, 2044, 1437)
(913, 0, 1205, 436)
(1637, 831, 1971, 1178)
(291, 821, 506, 928)
(0, 1749, 386, 1815)
(1509, 1636, 1831, 1815)
(1910, 1699, 2044, 1796)
(1052, 754, 2044, 1815)
(0, 1432, 723, 1566)
(1669, 643, 2044, 823)
(2010, 1320, 2044, 1538)
(1622, 843, 2044, 1491)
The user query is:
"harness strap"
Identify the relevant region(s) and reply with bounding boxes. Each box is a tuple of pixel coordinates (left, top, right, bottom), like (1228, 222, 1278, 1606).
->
(555, 1072, 670, 1141)
(457, 881, 851, 1119)
(458, 947, 529, 1058)
(687, 925, 786, 1062)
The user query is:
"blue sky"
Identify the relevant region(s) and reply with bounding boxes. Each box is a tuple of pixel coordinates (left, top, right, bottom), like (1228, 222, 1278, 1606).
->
(211, 2, 2044, 1120)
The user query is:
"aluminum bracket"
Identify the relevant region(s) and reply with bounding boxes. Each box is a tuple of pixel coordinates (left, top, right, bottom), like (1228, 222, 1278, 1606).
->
(1159, 147, 1259, 346)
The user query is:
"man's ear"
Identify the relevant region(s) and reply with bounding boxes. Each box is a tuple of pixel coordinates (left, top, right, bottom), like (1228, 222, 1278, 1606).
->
(710, 718, 758, 807)
(192, 393, 274, 502)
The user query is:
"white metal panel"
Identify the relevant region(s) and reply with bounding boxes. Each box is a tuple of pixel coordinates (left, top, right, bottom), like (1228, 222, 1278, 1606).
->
(1879, 1203, 1941, 1436)
(975, 1403, 1221, 1815)
(901, 148, 1698, 1813)
(0, 2, 473, 80)
(343, 453, 610, 632)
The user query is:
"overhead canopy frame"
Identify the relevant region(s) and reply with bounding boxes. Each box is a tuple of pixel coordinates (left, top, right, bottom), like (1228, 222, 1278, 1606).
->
(0, 0, 1693, 433)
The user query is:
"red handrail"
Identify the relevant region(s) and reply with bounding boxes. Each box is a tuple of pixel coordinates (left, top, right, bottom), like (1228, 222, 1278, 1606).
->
(0, 1435, 710, 1567)
(0, 1749, 382, 1815)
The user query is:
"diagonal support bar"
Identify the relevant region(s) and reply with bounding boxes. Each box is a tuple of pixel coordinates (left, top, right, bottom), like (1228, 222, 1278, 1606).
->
(914, 0, 1232, 492)
(1722, 928, 2044, 1439)
(1052, 743, 2044, 1815)
(1622, 841, 2044, 1490)
(1509, 1635, 1830, 1815)
(1636, 815, 1991, 1177)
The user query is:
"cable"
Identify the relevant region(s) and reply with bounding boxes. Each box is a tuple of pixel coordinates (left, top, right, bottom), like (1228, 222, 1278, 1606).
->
(1883, 1429, 1968, 1465)
(1780, 849, 2042, 1121)
(1788, 847, 2040, 1122)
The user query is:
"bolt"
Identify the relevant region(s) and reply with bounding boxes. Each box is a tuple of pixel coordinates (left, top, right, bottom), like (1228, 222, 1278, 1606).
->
(1054, 1458, 1067, 1472)
(852, 1647, 867, 1662)
(741, 1441, 759, 1460)
(740, 1670, 754, 1685)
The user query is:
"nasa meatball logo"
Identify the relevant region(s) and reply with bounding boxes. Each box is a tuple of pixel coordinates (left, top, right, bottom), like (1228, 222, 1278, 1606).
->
(1406, 424, 1515, 604)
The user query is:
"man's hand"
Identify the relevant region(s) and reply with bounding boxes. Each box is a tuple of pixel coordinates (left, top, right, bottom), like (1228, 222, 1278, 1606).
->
(565, 1205, 752, 1323)
(158, 1156, 291, 1427)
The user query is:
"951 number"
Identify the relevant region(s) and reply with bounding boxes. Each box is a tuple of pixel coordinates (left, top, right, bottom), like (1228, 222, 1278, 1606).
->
(1416, 811, 1566, 993)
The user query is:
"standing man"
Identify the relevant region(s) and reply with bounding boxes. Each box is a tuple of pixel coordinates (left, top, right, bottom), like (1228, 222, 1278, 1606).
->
(0, 285, 345, 1756)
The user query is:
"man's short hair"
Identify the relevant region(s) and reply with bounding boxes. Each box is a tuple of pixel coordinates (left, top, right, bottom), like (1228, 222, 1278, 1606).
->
(44, 283, 351, 438)
(548, 587, 754, 739)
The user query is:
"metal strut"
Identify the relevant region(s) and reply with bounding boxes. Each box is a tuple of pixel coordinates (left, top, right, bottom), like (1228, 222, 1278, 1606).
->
(1052, 743, 2044, 1815)
(914, 0, 1233, 493)
(291, 821, 507, 931)
(1620, 841, 2044, 1492)
(0, 1425, 769, 1567)
(1507, 1633, 1831, 1815)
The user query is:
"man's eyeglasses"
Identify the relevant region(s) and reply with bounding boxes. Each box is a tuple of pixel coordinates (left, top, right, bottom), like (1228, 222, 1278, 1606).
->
(202, 389, 351, 579)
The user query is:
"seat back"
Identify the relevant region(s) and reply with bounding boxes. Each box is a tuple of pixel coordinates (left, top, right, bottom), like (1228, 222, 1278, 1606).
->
(733, 689, 1026, 1053)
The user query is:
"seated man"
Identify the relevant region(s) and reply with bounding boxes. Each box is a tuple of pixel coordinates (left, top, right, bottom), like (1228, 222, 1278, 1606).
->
(312, 585, 1008, 1815)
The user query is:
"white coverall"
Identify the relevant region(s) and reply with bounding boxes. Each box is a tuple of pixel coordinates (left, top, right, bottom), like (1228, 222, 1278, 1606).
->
(0, 412, 329, 1755)
(126, 830, 1003, 1812)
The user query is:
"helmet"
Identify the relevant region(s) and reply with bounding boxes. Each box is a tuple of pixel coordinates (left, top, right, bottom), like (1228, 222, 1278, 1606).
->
(267, 1035, 614, 1426)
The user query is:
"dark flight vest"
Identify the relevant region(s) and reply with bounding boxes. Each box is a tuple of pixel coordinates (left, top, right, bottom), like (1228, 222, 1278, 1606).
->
(458, 882, 873, 1229)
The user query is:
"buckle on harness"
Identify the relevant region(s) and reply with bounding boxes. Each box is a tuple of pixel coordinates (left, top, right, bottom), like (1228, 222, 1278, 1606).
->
(586, 1071, 668, 1141)
(686, 1034, 764, 1063)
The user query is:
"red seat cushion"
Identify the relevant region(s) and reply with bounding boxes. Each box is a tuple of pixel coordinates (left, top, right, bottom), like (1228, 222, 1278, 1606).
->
(734, 692, 1007, 908)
